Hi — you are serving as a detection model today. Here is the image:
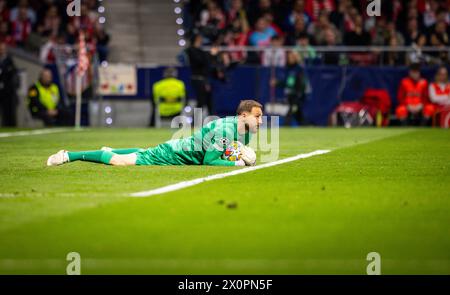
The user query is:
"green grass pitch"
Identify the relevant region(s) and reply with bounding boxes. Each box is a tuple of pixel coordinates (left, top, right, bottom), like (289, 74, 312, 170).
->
(0, 127, 449, 274)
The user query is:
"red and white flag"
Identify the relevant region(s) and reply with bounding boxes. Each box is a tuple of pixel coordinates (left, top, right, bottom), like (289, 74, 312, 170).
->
(77, 31, 89, 77)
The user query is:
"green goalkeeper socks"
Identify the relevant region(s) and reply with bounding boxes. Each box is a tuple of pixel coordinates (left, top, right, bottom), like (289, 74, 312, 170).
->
(110, 148, 142, 154)
(67, 150, 114, 165)
(67, 148, 140, 165)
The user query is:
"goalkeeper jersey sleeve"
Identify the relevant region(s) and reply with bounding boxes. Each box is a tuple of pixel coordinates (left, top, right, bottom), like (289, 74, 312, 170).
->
(202, 149, 236, 166)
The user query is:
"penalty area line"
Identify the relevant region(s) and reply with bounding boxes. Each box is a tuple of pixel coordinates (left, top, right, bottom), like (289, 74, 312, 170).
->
(129, 149, 331, 198)
(0, 128, 84, 138)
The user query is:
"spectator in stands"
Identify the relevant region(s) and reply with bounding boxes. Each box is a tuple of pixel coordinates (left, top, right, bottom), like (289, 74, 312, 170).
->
(85, 0, 100, 21)
(9, 0, 36, 25)
(71, 3, 95, 39)
(28, 68, 73, 126)
(226, 0, 247, 25)
(35, 0, 56, 26)
(198, 0, 226, 43)
(371, 16, 388, 46)
(383, 34, 405, 66)
(262, 11, 284, 36)
(432, 8, 450, 29)
(0, 0, 9, 23)
(430, 20, 449, 62)
(39, 33, 66, 64)
(65, 22, 78, 45)
(95, 24, 110, 62)
(248, 16, 277, 46)
(200, 0, 226, 29)
(308, 11, 341, 45)
(35, 5, 61, 38)
(223, 16, 248, 63)
(385, 21, 405, 46)
(0, 21, 14, 46)
(407, 34, 431, 65)
(423, 0, 441, 29)
(39, 33, 57, 63)
(286, 0, 311, 31)
(404, 17, 422, 46)
(0, 41, 19, 126)
(322, 28, 341, 65)
(395, 4, 419, 39)
(343, 6, 359, 33)
(396, 63, 433, 125)
(329, 0, 351, 32)
(262, 35, 286, 67)
(343, 15, 370, 46)
(428, 66, 450, 117)
(286, 15, 308, 45)
(294, 33, 317, 64)
(11, 5, 32, 47)
(248, 0, 273, 27)
(151, 67, 186, 126)
(373, 19, 404, 46)
(304, 0, 335, 22)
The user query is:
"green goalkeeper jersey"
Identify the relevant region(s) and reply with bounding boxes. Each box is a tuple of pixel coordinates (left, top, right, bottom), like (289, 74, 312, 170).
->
(135, 116, 251, 166)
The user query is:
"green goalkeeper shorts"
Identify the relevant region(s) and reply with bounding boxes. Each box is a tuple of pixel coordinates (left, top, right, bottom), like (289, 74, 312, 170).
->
(135, 143, 188, 166)
(135, 145, 166, 166)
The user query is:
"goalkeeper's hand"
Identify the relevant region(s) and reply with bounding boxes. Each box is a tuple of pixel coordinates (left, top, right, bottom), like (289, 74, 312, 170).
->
(241, 146, 256, 166)
(235, 159, 246, 167)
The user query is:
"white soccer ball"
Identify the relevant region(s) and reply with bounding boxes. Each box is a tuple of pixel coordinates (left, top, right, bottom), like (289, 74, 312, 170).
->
(221, 141, 243, 162)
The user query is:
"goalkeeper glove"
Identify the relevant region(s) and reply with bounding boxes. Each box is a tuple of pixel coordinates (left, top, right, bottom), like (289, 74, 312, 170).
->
(241, 146, 256, 166)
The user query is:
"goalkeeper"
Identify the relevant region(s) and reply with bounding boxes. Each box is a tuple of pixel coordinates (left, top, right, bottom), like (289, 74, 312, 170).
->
(47, 100, 262, 167)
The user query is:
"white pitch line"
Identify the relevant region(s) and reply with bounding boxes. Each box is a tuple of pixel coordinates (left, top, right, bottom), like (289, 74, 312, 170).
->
(130, 149, 331, 198)
(0, 128, 81, 138)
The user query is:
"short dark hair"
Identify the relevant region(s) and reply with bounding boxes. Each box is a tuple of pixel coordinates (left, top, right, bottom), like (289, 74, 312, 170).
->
(436, 8, 447, 16)
(163, 67, 178, 78)
(189, 33, 201, 44)
(409, 62, 421, 72)
(271, 35, 281, 41)
(296, 32, 309, 40)
(236, 100, 262, 115)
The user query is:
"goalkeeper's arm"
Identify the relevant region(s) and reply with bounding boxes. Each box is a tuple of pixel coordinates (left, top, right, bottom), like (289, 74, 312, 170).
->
(202, 149, 243, 166)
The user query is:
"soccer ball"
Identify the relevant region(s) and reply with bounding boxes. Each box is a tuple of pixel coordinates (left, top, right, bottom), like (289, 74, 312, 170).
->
(222, 141, 243, 162)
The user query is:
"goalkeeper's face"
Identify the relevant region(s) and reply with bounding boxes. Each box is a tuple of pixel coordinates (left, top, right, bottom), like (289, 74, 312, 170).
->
(243, 107, 263, 133)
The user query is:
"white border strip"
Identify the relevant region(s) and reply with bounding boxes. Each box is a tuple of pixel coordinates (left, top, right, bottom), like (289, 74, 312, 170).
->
(130, 149, 331, 198)
(0, 128, 80, 138)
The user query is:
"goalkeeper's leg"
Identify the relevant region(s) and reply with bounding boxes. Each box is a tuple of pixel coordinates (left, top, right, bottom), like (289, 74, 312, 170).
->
(47, 150, 137, 166)
(101, 147, 143, 154)
(109, 153, 137, 166)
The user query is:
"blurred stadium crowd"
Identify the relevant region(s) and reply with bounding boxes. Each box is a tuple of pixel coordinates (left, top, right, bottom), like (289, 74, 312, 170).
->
(0, 0, 110, 127)
(0, 0, 110, 63)
(183, 0, 449, 65)
(177, 0, 449, 127)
